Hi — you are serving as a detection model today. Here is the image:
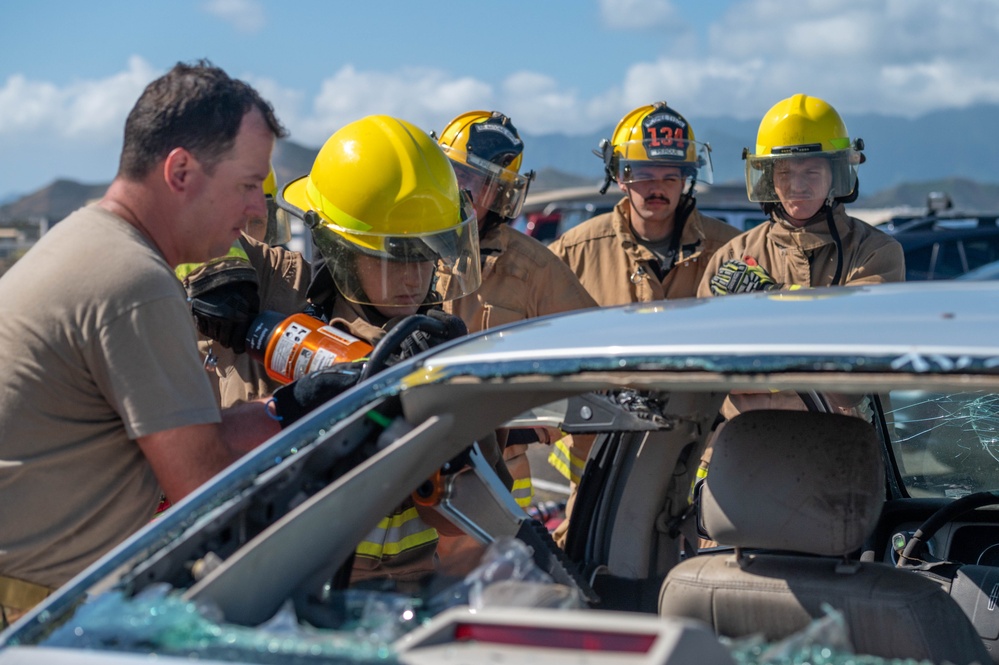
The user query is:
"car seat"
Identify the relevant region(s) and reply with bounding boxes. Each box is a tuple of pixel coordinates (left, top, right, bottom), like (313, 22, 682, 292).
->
(658, 409, 990, 664)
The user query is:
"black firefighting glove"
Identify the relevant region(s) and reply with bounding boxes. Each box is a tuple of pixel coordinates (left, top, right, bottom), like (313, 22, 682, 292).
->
(391, 308, 468, 360)
(709, 257, 779, 295)
(269, 362, 363, 428)
(183, 258, 260, 354)
(360, 309, 468, 380)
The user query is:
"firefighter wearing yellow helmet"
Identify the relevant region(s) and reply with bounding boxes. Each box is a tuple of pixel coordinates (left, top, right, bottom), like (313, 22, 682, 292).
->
(432, 110, 597, 574)
(281, 115, 481, 318)
(547, 102, 738, 547)
(274, 115, 481, 582)
(696, 95, 905, 491)
(550, 101, 738, 306)
(699, 93, 904, 298)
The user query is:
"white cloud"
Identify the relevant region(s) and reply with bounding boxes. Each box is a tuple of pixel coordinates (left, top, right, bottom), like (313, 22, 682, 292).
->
(599, 0, 681, 30)
(697, 0, 999, 119)
(274, 65, 494, 145)
(201, 0, 266, 34)
(265, 66, 603, 143)
(0, 56, 157, 141)
(501, 72, 586, 134)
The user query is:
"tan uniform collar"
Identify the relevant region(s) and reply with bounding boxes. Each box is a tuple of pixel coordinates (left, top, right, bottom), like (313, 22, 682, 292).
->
(768, 204, 850, 251)
(330, 297, 387, 344)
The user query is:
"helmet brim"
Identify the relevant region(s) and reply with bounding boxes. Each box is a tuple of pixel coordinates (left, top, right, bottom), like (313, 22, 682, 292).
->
(278, 175, 310, 219)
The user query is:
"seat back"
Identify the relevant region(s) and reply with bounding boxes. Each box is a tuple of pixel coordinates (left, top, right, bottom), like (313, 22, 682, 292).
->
(659, 410, 990, 664)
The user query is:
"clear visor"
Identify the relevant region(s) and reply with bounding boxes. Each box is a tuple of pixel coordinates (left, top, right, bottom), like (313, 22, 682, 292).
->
(745, 150, 861, 203)
(244, 197, 293, 246)
(442, 146, 532, 219)
(311, 196, 482, 308)
(616, 138, 713, 185)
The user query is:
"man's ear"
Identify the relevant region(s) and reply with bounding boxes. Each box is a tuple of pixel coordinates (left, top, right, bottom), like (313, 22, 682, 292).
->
(163, 147, 198, 194)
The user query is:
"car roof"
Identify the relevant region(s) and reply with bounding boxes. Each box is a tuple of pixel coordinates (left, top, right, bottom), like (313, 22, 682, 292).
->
(883, 212, 999, 235)
(424, 281, 999, 377)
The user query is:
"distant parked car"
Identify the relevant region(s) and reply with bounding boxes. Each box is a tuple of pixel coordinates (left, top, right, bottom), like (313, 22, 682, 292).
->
(882, 211, 999, 280)
(956, 257, 999, 280)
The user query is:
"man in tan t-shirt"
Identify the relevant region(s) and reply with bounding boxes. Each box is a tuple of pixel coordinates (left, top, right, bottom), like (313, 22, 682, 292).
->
(0, 61, 288, 626)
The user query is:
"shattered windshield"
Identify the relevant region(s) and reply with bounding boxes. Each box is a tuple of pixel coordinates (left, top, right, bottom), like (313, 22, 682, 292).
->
(883, 390, 999, 498)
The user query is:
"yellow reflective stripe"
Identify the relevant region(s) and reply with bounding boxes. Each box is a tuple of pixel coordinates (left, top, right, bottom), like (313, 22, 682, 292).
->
(547, 437, 585, 484)
(354, 506, 438, 560)
(511, 477, 534, 508)
(306, 178, 372, 232)
(689, 461, 710, 503)
(174, 241, 250, 280)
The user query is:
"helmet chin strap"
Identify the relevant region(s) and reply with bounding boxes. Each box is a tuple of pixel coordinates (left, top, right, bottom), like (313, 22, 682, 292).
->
(669, 180, 697, 255)
(769, 194, 845, 287)
(824, 200, 845, 286)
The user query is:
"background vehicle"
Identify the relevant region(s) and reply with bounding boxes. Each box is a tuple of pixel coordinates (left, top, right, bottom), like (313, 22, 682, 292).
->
(4, 282, 999, 664)
(957, 257, 999, 280)
(881, 213, 999, 280)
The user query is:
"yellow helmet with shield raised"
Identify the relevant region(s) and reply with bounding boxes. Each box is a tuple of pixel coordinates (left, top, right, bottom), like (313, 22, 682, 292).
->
(597, 102, 713, 193)
(744, 94, 864, 203)
(278, 115, 481, 306)
(437, 110, 535, 220)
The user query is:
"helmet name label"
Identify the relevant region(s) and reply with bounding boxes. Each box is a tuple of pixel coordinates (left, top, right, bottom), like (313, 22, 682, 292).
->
(472, 122, 522, 147)
(772, 143, 823, 155)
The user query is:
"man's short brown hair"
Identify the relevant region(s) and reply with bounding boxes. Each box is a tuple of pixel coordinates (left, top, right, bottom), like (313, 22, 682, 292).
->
(118, 59, 286, 180)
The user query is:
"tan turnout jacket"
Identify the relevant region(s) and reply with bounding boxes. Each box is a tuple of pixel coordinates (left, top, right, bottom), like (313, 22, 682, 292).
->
(549, 198, 739, 306)
(698, 204, 905, 418)
(697, 204, 904, 297)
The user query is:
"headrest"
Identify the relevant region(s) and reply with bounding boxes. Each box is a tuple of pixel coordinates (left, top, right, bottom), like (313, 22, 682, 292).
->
(701, 409, 884, 556)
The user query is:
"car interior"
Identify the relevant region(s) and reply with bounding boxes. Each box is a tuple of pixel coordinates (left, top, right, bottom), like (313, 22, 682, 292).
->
(11, 362, 999, 663)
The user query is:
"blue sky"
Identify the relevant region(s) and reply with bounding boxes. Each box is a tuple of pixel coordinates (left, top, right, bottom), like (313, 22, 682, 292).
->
(3, 0, 999, 199)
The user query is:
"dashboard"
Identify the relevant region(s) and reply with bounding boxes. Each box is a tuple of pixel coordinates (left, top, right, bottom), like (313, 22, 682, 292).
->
(884, 520, 999, 566)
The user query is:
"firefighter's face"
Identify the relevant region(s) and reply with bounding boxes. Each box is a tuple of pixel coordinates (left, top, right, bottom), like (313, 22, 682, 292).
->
(619, 165, 686, 227)
(773, 157, 833, 225)
(354, 253, 434, 318)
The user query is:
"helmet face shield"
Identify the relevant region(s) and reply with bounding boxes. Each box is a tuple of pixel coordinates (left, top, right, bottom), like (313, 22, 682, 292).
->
(243, 196, 293, 246)
(443, 146, 532, 219)
(747, 94, 863, 205)
(745, 150, 861, 203)
(309, 193, 481, 307)
(615, 137, 713, 185)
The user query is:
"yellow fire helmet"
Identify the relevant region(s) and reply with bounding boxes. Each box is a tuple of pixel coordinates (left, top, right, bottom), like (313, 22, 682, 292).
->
(278, 115, 481, 306)
(244, 165, 293, 246)
(598, 102, 713, 192)
(437, 110, 535, 220)
(744, 93, 865, 203)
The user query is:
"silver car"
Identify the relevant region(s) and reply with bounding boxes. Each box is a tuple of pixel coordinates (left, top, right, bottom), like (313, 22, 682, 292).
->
(3, 281, 999, 664)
